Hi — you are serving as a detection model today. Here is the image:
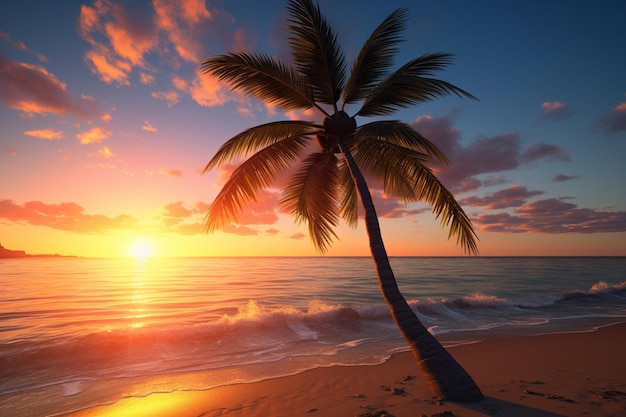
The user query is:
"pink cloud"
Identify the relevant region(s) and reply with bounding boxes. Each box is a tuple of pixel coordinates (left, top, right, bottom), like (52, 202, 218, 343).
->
(599, 102, 626, 133)
(0, 199, 138, 233)
(0, 50, 102, 120)
(142, 120, 157, 132)
(460, 185, 544, 209)
(289, 233, 306, 240)
(540, 101, 573, 121)
(234, 189, 280, 225)
(521, 143, 570, 163)
(0, 31, 48, 63)
(159, 168, 182, 177)
(473, 197, 626, 234)
(410, 115, 570, 193)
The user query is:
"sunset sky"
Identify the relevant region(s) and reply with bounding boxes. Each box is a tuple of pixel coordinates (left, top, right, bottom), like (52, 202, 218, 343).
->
(1, 0, 625, 257)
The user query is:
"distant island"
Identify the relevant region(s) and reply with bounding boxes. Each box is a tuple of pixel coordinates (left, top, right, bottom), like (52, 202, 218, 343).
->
(0, 243, 68, 258)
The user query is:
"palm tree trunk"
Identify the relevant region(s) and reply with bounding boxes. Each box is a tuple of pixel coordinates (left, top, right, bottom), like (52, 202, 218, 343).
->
(339, 141, 483, 402)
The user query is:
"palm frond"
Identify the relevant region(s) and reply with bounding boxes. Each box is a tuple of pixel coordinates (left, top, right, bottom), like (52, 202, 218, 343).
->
(205, 136, 309, 232)
(407, 163, 479, 255)
(357, 53, 477, 117)
(280, 151, 340, 252)
(201, 52, 313, 110)
(356, 120, 450, 164)
(351, 135, 478, 254)
(342, 8, 407, 106)
(286, 0, 346, 106)
(353, 138, 430, 202)
(204, 121, 319, 173)
(338, 160, 359, 227)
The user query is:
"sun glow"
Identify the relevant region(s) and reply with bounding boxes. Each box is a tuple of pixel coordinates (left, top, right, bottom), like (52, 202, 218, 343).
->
(128, 240, 156, 259)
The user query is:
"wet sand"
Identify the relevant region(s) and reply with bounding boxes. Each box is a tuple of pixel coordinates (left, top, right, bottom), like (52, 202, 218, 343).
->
(68, 322, 626, 417)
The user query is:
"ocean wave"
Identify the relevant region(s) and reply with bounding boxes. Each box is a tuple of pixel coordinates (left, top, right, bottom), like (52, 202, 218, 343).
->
(3, 280, 625, 397)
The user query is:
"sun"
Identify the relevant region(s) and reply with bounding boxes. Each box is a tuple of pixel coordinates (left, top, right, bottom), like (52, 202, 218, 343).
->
(128, 240, 155, 259)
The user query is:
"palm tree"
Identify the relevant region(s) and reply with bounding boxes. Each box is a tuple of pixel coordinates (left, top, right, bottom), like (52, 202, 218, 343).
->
(201, 0, 483, 402)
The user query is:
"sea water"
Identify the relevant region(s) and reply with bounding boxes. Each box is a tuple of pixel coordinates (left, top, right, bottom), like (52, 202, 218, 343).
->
(1, 256, 625, 416)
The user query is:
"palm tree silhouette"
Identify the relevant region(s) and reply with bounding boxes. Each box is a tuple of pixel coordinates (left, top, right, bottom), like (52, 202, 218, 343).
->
(202, 0, 482, 402)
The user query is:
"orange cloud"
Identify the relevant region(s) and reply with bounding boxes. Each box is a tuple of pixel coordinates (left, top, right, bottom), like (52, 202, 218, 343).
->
(0, 199, 138, 234)
(84, 48, 132, 85)
(104, 17, 157, 68)
(188, 70, 228, 107)
(139, 72, 155, 85)
(23, 129, 64, 140)
(151, 91, 179, 107)
(79, 0, 157, 85)
(77, 127, 111, 144)
(153, 0, 211, 63)
(540, 101, 573, 121)
(0, 50, 102, 119)
(88, 145, 118, 158)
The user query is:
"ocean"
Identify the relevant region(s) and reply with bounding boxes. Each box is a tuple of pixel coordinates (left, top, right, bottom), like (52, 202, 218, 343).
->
(1, 256, 625, 416)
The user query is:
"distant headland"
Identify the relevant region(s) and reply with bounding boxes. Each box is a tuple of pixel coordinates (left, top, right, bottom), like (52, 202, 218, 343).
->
(0, 243, 69, 258)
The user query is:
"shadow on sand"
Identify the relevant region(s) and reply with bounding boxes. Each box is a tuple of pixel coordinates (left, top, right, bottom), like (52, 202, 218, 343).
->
(455, 396, 567, 417)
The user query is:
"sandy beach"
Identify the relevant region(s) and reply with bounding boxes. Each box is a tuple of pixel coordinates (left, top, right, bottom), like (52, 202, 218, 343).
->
(66, 322, 626, 417)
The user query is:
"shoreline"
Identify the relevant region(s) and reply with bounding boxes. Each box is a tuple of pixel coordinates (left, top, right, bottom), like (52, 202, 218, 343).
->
(66, 322, 626, 417)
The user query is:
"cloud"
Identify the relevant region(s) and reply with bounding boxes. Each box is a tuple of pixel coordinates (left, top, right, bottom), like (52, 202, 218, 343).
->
(88, 146, 118, 158)
(472, 197, 626, 234)
(234, 189, 280, 225)
(0, 31, 48, 63)
(77, 127, 111, 144)
(0, 50, 102, 120)
(79, 0, 214, 86)
(410, 115, 570, 193)
(152, 0, 212, 64)
(460, 185, 545, 209)
(599, 102, 626, 134)
(151, 90, 180, 107)
(540, 101, 573, 121)
(369, 190, 430, 219)
(521, 143, 570, 163)
(221, 224, 258, 236)
(79, 1, 158, 85)
(553, 174, 581, 182)
(23, 129, 64, 140)
(139, 72, 155, 85)
(0, 199, 138, 233)
(158, 168, 182, 177)
(188, 70, 229, 107)
(1, 143, 18, 156)
(142, 120, 157, 132)
(289, 232, 306, 240)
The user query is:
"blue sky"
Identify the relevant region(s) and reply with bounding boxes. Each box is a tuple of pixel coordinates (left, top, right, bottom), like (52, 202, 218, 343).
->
(1, 0, 625, 257)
